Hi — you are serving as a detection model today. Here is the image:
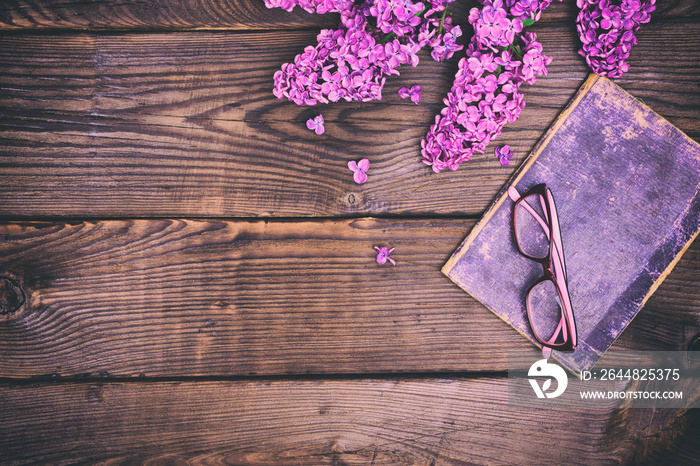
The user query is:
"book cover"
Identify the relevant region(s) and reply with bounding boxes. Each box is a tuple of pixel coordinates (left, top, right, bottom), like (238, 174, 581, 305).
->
(443, 74, 700, 373)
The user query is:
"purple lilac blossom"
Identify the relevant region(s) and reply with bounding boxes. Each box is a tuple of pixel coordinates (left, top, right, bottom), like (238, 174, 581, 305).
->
(422, 0, 558, 173)
(348, 158, 370, 184)
(306, 114, 325, 134)
(576, 0, 656, 78)
(430, 24, 464, 62)
(267, 0, 463, 106)
(505, 0, 556, 22)
(495, 144, 513, 166)
(374, 246, 396, 265)
(398, 85, 422, 104)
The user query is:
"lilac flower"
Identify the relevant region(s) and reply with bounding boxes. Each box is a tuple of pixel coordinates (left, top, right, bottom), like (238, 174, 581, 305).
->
(430, 24, 464, 62)
(306, 114, 325, 135)
(470, 3, 512, 47)
(348, 158, 370, 184)
(374, 246, 396, 265)
(495, 144, 513, 166)
(507, 0, 554, 21)
(421, 0, 559, 173)
(268, 0, 462, 106)
(521, 45, 552, 84)
(398, 85, 422, 104)
(576, 0, 656, 78)
(466, 52, 498, 79)
(369, 0, 425, 37)
(503, 17, 524, 44)
(268, 0, 558, 170)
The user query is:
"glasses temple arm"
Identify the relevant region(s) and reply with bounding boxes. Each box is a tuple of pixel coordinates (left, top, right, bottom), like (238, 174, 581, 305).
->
(510, 187, 577, 352)
(510, 192, 551, 240)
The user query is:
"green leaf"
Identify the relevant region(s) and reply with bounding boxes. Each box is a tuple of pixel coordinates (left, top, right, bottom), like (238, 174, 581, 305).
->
(378, 32, 395, 45)
(522, 19, 535, 26)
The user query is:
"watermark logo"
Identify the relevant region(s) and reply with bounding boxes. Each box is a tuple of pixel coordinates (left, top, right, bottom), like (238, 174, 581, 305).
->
(508, 351, 696, 408)
(528, 359, 568, 398)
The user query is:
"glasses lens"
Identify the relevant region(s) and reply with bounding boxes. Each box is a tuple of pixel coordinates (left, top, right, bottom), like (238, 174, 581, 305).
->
(515, 193, 550, 259)
(527, 279, 563, 344)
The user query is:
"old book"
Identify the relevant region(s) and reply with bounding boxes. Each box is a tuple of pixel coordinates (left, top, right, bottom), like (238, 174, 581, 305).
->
(443, 74, 700, 373)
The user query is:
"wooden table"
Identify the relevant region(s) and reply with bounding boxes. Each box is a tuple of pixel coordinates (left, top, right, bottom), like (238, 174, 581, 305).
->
(1, 1, 698, 464)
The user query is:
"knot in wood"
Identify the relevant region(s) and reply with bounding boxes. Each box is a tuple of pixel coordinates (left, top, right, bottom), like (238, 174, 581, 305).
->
(0, 277, 25, 315)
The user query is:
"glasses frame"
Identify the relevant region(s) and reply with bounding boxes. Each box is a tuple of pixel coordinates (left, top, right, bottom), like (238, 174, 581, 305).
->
(508, 183, 577, 356)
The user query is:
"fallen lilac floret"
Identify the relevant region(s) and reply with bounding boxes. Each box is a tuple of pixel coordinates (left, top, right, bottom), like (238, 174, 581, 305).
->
(374, 246, 396, 265)
(398, 85, 422, 104)
(495, 144, 513, 166)
(348, 158, 370, 184)
(306, 114, 325, 135)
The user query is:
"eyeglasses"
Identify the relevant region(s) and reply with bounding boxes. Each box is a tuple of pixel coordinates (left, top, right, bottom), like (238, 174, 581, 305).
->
(508, 184, 577, 359)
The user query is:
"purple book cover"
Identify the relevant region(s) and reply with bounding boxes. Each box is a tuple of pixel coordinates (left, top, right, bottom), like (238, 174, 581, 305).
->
(443, 75, 700, 373)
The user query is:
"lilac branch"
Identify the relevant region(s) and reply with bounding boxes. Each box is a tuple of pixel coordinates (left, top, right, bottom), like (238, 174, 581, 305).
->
(267, 0, 463, 106)
(576, 0, 656, 78)
(421, 0, 560, 173)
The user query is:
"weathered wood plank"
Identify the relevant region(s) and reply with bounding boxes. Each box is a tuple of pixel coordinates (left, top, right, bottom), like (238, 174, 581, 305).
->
(0, 378, 696, 465)
(0, 218, 697, 378)
(0, 0, 338, 31)
(1, 21, 698, 218)
(0, 0, 696, 31)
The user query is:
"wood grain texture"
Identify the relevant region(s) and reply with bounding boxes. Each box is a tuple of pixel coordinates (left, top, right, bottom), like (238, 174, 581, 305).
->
(0, 0, 340, 31)
(1, 21, 699, 217)
(0, 1, 697, 463)
(0, 0, 697, 30)
(0, 218, 697, 378)
(0, 378, 697, 465)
